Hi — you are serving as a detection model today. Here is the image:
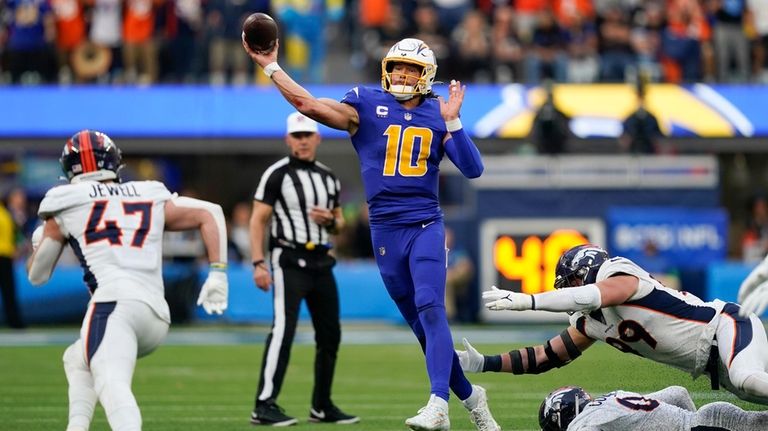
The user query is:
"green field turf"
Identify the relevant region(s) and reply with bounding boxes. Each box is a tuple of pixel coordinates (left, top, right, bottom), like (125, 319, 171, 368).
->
(0, 339, 764, 430)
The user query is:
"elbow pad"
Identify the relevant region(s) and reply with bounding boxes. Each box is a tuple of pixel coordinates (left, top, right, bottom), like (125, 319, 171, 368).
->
(171, 196, 228, 264)
(534, 284, 602, 312)
(28, 237, 64, 285)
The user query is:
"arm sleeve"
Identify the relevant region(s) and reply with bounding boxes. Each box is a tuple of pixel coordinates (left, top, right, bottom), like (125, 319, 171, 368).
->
(444, 128, 484, 179)
(533, 284, 602, 312)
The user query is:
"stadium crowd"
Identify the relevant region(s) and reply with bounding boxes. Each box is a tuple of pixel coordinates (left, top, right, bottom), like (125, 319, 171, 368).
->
(1, 0, 767, 85)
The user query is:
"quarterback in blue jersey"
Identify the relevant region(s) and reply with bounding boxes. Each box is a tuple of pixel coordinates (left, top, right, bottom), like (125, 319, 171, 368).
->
(244, 37, 500, 431)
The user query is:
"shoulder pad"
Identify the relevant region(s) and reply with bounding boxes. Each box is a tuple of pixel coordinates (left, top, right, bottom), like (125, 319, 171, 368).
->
(595, 257, 647, 282)
(38, 183, 90, 218)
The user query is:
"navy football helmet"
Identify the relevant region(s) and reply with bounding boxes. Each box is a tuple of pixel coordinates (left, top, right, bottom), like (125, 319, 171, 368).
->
(61, 130, 123, 183)
(554, 244, 609, 289)
(538, 386, 592, 431)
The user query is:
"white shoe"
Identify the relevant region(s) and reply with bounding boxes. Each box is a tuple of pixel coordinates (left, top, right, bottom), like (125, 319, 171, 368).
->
(405, 396, 450, 431)
(462, 385, 501, 431)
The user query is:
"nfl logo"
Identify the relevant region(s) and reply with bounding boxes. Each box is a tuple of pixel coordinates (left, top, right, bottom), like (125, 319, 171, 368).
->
(379, 247, 386, 256)
(404, 113, 412, 121)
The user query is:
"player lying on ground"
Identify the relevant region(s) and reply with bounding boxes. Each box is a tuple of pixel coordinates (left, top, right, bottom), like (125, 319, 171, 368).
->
(538, 385, 768, 431)
(457, 244, 768, 405)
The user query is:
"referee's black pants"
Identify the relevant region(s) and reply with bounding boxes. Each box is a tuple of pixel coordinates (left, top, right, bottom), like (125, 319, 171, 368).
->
(255, 247, 341, 410)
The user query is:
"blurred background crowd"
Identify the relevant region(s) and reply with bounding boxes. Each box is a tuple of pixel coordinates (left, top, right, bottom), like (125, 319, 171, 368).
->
(1, 0, 768, 86)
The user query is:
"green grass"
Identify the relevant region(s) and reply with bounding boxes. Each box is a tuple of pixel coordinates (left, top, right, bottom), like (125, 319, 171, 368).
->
(0, 341, 764, 430)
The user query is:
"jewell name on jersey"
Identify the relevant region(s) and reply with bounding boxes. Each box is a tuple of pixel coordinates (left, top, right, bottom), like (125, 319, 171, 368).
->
(88, 183, 141, 198)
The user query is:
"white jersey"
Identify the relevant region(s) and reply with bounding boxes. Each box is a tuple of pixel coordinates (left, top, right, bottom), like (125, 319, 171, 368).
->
(569, 257, 726, 378)
(39, 180, 174, 323)
(568, 390, 691, 431)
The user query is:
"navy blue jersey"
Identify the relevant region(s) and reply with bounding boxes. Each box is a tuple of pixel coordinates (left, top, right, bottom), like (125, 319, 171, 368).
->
(341, 86, 447, 226)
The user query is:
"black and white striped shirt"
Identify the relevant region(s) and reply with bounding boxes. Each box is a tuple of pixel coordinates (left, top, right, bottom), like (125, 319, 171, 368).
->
(254, 156, 341, 247)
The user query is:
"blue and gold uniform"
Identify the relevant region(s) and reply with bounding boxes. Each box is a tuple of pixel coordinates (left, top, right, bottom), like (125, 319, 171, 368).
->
(342, 85, 483, 402)
(342, 86, 445, 225)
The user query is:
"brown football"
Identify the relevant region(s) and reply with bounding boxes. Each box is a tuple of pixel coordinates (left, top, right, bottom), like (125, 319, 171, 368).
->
(242, 12, 278, 53)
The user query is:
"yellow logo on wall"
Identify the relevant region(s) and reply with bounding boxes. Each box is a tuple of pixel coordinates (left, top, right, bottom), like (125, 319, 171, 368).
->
(479, 84, 740, 138)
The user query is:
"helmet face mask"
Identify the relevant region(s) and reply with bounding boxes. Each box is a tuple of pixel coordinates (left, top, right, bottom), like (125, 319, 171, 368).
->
(381, 38, 437, 100)
(554, 244, 609, 290)
(538, 386, 592, 431)
(61, 130, 123, 183)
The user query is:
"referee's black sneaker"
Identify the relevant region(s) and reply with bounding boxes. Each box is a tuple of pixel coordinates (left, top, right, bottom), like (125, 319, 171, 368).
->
(308, 405, 360, 424)
(250, 402, 298, 427)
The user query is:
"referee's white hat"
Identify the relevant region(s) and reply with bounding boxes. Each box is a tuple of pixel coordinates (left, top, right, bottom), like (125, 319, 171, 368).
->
(286, 112, 319, 134)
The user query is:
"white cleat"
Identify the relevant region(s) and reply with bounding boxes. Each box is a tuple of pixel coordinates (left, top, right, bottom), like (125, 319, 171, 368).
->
(462, 385, 501, 431)
(405, 397, 450, 431)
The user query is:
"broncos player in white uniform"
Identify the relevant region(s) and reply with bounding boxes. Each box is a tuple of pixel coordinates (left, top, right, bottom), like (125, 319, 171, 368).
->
(26, 130, 229, 431)
(457, 244, 768, 405)
(538, 385, 768, 431)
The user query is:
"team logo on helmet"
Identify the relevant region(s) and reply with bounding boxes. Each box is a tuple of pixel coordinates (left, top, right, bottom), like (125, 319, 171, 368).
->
(61, 130, 123, 183)
(539, 386, 592, 431)
(381, 38, 437, 101)
(554, 244, 609, 289)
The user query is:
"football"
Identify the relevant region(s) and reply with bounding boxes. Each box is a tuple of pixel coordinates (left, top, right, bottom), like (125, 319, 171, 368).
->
(242, 12, 278, 53)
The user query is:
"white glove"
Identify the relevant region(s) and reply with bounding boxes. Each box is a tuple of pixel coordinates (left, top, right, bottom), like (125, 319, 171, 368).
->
(482, 285, 533, 311)
(738, 262, 768, 303)
(739, 281, 768, 317)
(31, 225, 44, 250)
(456, 337, 484, 373)
(197, 271, 228, 315)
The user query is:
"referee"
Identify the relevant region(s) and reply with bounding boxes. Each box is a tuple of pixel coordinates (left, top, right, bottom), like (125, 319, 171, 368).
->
(249, 112, 359, 426)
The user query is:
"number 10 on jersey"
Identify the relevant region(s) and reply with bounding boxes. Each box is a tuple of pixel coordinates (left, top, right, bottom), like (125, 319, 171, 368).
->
(383, 125, 433, 177)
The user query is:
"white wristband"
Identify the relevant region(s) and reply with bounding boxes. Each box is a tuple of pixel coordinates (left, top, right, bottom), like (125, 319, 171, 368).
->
(445, 118, 462, 132)
(263, 62, 282, 78)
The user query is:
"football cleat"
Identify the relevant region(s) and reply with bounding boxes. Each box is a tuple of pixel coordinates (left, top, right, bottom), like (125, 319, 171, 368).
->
(462, 385, 501, 431)
(405, 396, 450, 431)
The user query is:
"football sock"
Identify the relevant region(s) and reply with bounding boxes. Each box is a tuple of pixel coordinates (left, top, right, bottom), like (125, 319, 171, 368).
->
(449, 351, 473, 401)
(63, 342, 97, 430)
(461, 386, 482, 410)
(428, 394, 449, 411)
(742, 373, 768, 402)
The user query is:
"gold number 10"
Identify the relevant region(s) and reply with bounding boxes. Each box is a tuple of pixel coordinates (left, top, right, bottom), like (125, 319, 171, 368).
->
(383, 125, 433, 177)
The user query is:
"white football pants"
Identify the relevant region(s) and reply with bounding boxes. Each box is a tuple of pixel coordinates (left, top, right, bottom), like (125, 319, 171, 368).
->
(64, 299, 169, 431)
(717, 312, 768, 405)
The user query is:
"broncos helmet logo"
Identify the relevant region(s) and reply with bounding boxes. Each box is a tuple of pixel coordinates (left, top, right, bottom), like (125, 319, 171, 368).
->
(539, 386, 592, 431)
(554, 244, 609, 289)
